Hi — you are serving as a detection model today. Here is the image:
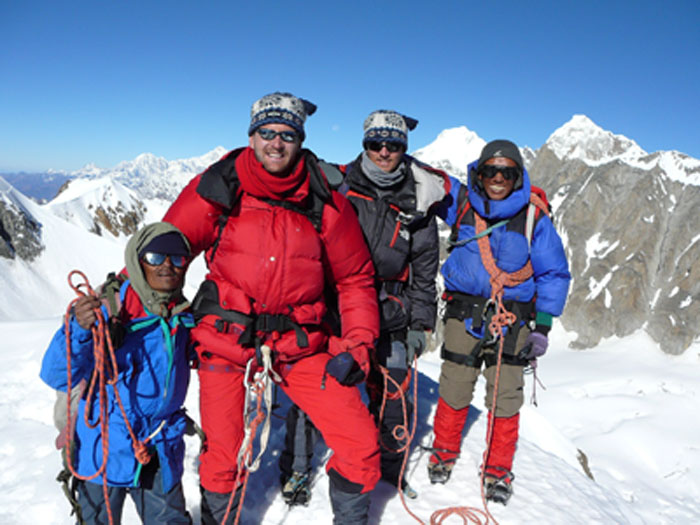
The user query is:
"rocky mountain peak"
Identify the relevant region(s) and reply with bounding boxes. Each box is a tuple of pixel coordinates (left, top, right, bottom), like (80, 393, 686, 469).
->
(0, 176, 44, 261)
(546, 114, 647, 165)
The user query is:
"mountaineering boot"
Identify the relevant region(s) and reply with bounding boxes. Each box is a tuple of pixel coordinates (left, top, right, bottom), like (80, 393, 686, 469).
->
(281, 470, 312, 507)
(484, 475, 513, 505)
(200, 485, 242, 525)
(401, 479, 418, 499)
(328, 470, 371, 525)
(380, 469, 418, 499)
(427, 456, 455, 484)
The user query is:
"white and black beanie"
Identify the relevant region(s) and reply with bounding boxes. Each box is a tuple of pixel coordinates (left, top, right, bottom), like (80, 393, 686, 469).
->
(248, 92, 317, 140)
(363, 110, 418, 148)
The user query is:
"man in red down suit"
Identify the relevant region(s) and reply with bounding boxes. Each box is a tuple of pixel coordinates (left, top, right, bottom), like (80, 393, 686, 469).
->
(163, 92, 380, 524)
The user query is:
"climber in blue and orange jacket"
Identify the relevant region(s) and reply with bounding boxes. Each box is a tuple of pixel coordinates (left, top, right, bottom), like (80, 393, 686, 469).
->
(428, 139, 570, 505)
(40, 222, 195, 523)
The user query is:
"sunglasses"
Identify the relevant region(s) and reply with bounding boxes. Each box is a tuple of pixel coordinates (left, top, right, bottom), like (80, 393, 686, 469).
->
(141, 252, 188, 268)
(478, 165, 521, 181)
(256, 128, 300, 143)
(365, 141, 403, 153)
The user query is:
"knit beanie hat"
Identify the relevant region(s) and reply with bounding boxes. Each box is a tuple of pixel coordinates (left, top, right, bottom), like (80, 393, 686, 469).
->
(138, 231, 191, 259)
(248, 92, 317, 140)
(476, 139, 524, 171)
(363, 110, 418, 148)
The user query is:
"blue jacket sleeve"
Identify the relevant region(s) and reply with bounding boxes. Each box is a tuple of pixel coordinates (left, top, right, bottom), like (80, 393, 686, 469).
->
(530, 215, 571, 317)
(39, 310, 104, 391)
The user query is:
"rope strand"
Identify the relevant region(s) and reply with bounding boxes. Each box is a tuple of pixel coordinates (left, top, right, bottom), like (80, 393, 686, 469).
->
(63, 271, 159, 525)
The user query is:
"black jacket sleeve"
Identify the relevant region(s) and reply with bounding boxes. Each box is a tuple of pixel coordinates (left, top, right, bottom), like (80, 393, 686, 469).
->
(406, 214, 439, 331)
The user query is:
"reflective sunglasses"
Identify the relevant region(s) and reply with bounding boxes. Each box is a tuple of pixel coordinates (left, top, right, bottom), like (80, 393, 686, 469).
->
(365, 141, 403, 153)
(256, 128, 300, 143)
(141, 252, 188, 268)
(478, 165, 521, 181)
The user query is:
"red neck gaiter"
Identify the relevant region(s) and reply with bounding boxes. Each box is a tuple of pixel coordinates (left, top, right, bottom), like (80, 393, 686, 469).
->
(235, 147, 309, 203)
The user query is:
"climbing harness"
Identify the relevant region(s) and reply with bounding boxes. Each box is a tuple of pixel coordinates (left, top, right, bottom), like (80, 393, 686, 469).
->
(405, 204, 541, 524)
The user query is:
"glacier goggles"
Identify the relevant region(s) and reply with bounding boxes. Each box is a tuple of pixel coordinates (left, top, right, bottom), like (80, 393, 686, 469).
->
(256, 128, 300, 143)
(141, 252, 188, 268)
(364, 141, 404, 153)
(477, 165, 521, 181)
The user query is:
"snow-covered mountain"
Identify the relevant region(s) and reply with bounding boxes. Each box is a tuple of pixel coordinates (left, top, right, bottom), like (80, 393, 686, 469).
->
(0, 176, 124, 321)
(47, 176, 145, 238)
(3, 115, 698, 353)
(73, 147, 227, 201)
(531, 116, 700, 354)
(412, 126, 485, 178)
(0, 176, 43, 261)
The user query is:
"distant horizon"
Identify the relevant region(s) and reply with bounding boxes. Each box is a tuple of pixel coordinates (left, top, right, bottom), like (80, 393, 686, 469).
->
(2, 112, 691, 175)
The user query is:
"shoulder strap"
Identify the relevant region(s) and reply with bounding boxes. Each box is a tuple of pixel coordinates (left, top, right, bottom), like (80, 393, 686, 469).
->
(448, 183, 470, 246)
(317, 160, 344, 190)
(525, 188, 551, 250)
(99, 271, 126, 318)
(195, 149, 243, 208)
(98, 271, 128, 349)
(195, 149, 245, 263)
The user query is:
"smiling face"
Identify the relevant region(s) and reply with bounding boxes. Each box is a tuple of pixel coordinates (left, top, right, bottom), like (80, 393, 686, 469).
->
(366, 142, 405, 173)
(140, 256, 185, 293)
(249, 123, 302, 175)
(479, 157, 518, 200)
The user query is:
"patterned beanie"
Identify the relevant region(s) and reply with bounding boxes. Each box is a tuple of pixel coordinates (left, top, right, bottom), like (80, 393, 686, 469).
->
(363, 110, 418, 148)
(248, 92, 317, 140)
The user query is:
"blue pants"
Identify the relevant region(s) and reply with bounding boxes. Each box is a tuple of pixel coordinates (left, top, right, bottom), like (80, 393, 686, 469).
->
(75, 460, 191, 525)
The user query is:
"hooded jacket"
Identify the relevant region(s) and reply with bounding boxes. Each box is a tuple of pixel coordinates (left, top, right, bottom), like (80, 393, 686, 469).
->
(438, 162, 570, 337)
(341, 154, 450, 332)
(40, 223, 194, 491)
(163, 148, 379, 368)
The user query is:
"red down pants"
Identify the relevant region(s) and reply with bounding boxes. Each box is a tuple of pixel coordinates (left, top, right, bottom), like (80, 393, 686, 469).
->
(198, 352, 380, 494)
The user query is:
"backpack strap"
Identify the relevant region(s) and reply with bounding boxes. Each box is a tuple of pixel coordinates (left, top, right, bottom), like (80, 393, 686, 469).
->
(525, 190, 551, 250)
(195, 149, 244, 264)
(450, 184, 551, 250)
(448, 183, 470, 248)
(98, 271, 128, 348)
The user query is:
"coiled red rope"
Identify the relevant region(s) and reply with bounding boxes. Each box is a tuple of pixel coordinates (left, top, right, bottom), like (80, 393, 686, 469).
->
(63, 270, 156, 524)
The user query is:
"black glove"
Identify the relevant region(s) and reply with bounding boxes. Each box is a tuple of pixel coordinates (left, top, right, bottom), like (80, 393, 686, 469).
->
(326, 351, 365, 386)
(406, 329, 426, 364)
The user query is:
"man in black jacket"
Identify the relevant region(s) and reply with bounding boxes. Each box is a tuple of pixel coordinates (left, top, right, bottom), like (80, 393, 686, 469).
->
(341, 110, 449, 497)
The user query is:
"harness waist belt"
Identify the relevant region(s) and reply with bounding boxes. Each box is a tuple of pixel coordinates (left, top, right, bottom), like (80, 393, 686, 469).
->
(192, 280, 309, 348)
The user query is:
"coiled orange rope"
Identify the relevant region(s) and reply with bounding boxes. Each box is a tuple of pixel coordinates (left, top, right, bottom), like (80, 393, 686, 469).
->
(63, 270, 156, 524)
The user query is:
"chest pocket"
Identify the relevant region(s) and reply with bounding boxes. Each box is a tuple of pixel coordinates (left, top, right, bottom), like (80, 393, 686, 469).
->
(351, 195, 412, 280)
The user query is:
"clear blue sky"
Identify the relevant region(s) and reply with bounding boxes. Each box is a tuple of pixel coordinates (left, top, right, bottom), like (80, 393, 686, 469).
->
(2, 0, 699, 172)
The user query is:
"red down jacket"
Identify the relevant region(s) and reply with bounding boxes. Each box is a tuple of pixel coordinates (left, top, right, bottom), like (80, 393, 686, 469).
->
(164, 148, 379, 368)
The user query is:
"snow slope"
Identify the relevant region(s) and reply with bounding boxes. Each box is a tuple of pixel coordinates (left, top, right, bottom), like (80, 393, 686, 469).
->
(4, 315, 700, 523)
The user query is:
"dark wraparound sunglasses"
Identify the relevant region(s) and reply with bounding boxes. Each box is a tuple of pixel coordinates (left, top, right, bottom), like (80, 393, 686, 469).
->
(256, 128, 300, 143)
(141, 252, 188, 268)
(478, 165, 521, 181)
(365, 141, 403, 153)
